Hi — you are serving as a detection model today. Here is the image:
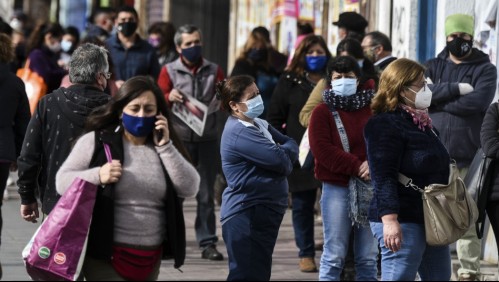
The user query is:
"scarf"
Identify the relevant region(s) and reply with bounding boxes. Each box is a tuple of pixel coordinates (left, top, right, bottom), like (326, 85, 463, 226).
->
(399, 104, 433, 131)
(322, 88, 375, 111)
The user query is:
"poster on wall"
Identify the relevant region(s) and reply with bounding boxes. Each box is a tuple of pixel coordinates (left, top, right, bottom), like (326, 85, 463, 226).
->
(298, 0, 314, 21)
(391, 1, 410, 59)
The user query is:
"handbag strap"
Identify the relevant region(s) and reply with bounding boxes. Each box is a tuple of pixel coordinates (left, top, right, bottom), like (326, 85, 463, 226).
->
(331, 109, 350, 153)
(398, 173, 424, 193)
(103, 143, 113, 163)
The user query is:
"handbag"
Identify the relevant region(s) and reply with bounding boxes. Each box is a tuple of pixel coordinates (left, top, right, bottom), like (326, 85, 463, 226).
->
(465, 148, 496, 239)
(398, 161, 479, 246)
(298, 128, 314, 170)
(16, 59, 48, 114)
(22, 143, 112, 281)
(331, 109, 373, 227)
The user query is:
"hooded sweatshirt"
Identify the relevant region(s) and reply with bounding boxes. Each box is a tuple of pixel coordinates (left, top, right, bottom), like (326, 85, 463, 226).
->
(425, 48, 497, 168)
(17, 84, 110, 214)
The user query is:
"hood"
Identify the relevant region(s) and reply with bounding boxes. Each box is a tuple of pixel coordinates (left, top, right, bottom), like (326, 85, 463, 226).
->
(55, 84, 111, 127)
(437, 47, 491, 65)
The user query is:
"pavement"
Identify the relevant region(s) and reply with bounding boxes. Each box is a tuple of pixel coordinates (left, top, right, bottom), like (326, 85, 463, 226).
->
(1, 180, 497, 281)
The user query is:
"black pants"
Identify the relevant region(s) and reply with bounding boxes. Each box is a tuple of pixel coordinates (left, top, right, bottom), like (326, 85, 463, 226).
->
(486, 200, 499, 252)
(0, 163, 9, 246)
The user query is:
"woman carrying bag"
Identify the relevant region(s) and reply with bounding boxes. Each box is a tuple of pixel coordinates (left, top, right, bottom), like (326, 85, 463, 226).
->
(56, 76, 199, 280)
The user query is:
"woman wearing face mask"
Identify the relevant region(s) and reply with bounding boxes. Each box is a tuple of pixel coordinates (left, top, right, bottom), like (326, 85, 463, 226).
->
(25, 22, 67, 93)
(308, 56, 378, 281)
(55, 76, 199, 280)
(148, 21, 179, 66)
(267, 34, 331, 273)
(364, 58, 451, 281)
(217, 75, 298, 281)
(58, 26, 80, 69)
(230, 29, 281, 119)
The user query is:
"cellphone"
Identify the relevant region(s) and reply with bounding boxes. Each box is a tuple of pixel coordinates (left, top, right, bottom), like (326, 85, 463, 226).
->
(155, 129, 163, 141)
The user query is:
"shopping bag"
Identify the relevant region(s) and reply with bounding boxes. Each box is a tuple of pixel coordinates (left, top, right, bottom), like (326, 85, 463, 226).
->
(16, 60, 47, 114)
(298, 128, 314, 170)
(22, 178, 97, 280)
(22, 144, 112, 280)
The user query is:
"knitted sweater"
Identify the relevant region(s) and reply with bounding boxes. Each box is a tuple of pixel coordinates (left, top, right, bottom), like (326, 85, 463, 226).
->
(56, 131, 199, 246)
(308, 103, 372, 186)
(364, 108, 450, 223)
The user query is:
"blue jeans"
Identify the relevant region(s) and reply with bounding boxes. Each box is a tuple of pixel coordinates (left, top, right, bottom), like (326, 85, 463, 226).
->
(291, 189, 317, 258)
(319, 182, 378, 281)
(184, 141, 219, 248)
(222, 204, 284, 281)
(370, 222, 451, 281)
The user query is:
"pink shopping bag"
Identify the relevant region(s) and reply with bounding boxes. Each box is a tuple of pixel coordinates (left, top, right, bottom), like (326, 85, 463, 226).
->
(22, 144, 112, 281)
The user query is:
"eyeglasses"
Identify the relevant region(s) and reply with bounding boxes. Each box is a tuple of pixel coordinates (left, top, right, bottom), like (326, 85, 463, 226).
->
(407, 81, 427, 92)
(101, 72, 112, 79)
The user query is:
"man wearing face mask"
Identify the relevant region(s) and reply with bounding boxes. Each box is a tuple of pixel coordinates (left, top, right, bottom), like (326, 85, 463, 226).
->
(425, 13, 497, 282)
(17, 43, 111, 221)
(105, 6, 160, 89)
(158, 24, 225, 261)
(361, 31, 397, 74)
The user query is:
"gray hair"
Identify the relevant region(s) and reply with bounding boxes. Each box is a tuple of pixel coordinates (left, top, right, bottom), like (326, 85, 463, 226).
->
(69, 43, 109, 84)
(174, 24, 202, 47)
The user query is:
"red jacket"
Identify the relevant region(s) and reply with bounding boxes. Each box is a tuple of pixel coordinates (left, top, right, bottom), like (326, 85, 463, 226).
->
(308, 104, 372, 186)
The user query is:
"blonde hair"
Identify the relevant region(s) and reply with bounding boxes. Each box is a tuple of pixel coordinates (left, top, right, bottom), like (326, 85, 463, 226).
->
(371, 58, 425, 114)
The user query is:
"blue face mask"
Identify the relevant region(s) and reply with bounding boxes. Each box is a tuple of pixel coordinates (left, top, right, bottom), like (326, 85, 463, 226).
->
(331, 78, 358, 96)
(181, 45, 202, 63)
(248, 48, 267, 62)
(241, 94, 264, 119)
(122, 112, 156, 137)
(305, 56, 327, 72)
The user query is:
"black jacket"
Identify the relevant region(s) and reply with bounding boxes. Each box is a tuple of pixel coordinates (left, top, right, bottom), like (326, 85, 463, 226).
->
(17, 85, 110, 214)
(0, 63, 30, 162)
(267, 72, 320, 192)
(480, 102, 499, 201)
(87, 129, 186, 269)
(425, 48, 497, 168)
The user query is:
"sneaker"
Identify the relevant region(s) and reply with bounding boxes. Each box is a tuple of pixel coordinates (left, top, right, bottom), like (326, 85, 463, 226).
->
(458, 273, 478, 281)
(299, 257, 317, 272)
(201, 245, 224, 261)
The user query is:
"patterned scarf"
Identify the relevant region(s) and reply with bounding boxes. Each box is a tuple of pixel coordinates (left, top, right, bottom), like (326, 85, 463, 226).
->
(322, 88, 375, 111)
(399, 104, 433, 131)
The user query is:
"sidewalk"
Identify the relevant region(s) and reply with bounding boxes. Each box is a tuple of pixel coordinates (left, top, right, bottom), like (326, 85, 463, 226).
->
(1, 182, 497, 281)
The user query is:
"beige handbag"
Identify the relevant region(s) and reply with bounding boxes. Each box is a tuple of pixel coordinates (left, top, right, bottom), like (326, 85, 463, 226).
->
(398, 161, 479, 246)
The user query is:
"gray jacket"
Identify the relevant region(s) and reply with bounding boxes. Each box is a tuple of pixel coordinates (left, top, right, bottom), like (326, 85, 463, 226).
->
(165, 58, 221, 142)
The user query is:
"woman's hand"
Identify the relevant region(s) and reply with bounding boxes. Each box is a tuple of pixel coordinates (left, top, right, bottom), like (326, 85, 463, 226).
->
(382, 214, 403, 253)
(358, 160, 370, 181)
(154, 114, 171, 146)
(99, 160, 122, 184)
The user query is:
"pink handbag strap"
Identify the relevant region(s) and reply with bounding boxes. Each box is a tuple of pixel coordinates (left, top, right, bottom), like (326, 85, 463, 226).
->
(103, 143, 112, 163)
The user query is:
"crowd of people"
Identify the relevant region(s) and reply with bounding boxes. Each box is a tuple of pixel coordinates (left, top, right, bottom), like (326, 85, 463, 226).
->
(0, 5, 498, 281)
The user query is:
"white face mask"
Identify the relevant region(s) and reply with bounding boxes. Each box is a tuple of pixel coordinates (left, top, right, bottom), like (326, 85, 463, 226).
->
(48, 42, 62, 53)
(331, 78, 357, 96)
(61, 40, 73, 53)
(406, 85, 432, 109)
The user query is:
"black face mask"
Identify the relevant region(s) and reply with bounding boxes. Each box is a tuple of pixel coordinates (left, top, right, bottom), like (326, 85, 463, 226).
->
(446, 37, 473, 58)
(118, 22, 137, 37)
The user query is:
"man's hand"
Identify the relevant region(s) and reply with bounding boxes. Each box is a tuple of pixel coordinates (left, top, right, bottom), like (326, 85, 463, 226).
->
(169, 89, 184, 103)
(21, 203, 39, 223)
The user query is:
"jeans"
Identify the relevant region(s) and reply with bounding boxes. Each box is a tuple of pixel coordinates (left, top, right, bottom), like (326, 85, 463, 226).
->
(291, 189, 317, 258)
(319, 182, 378, 281)
(370, 222, 451, 281)
(222, 204, 284, 281)
(184, 141, 219, 248)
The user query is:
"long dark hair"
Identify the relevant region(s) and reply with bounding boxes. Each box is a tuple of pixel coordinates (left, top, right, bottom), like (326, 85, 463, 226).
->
(287, 34, 332, 76)
(85, 76, 190, 160)
(26, 22, 64, 55)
